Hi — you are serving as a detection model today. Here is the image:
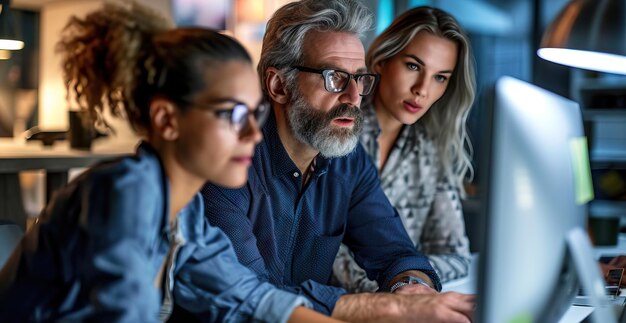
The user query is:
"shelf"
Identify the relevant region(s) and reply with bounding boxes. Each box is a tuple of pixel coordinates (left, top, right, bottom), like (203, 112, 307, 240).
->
(570, 70, 626, 107)
(576, 78, 626, 91)
(572, 71, 626, 169)
(582, 109, 626, 121)
(589, 200, 626, 215)
(590, 149, 626, 164)
(571, 70, 626, 91)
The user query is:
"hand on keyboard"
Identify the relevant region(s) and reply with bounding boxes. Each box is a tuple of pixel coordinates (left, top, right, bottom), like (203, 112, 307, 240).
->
(600, 256, 626, 287)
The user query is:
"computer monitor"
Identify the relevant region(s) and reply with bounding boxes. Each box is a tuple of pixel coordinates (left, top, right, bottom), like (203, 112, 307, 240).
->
(476, 76, 615, 323)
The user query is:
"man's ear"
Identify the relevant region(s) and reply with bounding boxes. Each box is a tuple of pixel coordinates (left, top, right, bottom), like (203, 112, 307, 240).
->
(149, 99, 179, 141)
(265, 67, 290, 104)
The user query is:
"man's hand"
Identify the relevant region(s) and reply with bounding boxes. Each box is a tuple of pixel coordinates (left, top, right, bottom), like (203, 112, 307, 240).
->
(600, 256, 626, 287)
(333, 291, 475, 323)
(398, 292, 475, 323)
(608, 256, 626, 268)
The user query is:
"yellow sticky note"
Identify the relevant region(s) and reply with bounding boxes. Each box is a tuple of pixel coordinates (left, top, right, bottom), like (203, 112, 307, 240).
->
(569, 137, 594, 205)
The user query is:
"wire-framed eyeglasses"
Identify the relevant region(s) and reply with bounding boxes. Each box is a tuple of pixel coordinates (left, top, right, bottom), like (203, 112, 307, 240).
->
(292, 66, 378, 96)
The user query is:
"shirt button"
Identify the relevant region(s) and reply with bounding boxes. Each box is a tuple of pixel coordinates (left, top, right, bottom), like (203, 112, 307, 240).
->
(293, 172, 300, 177)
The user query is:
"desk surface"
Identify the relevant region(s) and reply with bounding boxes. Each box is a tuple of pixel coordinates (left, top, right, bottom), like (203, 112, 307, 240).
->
(0, 138, 139, 228)
(0, 139, 137, 173)
(442, 234, 626, 323)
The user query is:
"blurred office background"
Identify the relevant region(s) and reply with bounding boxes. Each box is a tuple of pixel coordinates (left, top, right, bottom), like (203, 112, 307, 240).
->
(1, 0, 625, 247)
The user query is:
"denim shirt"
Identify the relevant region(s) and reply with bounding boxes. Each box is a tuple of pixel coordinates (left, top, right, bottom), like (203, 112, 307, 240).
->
(0, 142, 308, 322)
(201, 110, 441, 315)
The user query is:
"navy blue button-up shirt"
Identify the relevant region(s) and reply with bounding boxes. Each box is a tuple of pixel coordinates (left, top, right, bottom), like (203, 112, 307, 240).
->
(201, 110, 441, 314)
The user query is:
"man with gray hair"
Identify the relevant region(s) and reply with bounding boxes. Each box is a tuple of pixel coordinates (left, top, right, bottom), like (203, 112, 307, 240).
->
(202, 0, 474, 321)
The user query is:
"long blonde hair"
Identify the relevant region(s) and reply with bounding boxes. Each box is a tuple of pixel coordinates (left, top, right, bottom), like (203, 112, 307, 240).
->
(367, 6, 476, 196)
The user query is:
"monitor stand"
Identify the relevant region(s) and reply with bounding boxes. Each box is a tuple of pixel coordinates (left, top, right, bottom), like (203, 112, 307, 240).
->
(568, 227, 617, 323)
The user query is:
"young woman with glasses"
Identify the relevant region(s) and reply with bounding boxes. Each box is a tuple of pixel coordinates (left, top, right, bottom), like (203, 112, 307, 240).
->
(334, 6, 477, 292)
(0, 2, 340, 322)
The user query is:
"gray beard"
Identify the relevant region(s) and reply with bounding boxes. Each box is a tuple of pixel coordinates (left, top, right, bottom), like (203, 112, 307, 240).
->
(285, 91, 363, 158)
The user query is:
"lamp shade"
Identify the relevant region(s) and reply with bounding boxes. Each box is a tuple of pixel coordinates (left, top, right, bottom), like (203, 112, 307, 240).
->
(538, 0, 626, 75)
(0, 0, 24, 50)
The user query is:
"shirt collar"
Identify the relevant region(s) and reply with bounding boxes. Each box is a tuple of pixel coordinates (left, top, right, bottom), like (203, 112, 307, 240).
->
(173, 194, 205, 243)
(136, 141, 170, 237)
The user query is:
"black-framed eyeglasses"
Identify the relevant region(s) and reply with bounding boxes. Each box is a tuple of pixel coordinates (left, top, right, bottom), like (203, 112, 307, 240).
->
(292, 66, 378, 96)
(195, 100, 270, 134)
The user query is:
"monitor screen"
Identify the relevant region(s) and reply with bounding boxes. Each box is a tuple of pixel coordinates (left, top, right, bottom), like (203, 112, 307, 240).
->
(476, 76, 613, 322)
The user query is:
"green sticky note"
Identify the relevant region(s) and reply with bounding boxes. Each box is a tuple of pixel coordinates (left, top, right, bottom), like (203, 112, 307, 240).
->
(569, 137, 594, 205)
(508, 313, 533, 323)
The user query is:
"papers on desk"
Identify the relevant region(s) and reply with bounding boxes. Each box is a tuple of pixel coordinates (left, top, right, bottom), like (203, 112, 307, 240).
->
(558, 306, 595, 323)
(441, 253, 618, 323)
(572, 294, 626, 321)
(441, 275, 476, 294)
(441, 253, 478, 294)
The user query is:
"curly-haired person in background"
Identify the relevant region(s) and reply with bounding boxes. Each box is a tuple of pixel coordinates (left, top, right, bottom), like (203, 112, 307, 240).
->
(0, 2, 341, 322)
(334, 6, 476, 292)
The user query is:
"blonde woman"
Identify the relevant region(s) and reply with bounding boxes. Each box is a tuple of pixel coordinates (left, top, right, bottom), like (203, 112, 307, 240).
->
(334, 6, 476, 291)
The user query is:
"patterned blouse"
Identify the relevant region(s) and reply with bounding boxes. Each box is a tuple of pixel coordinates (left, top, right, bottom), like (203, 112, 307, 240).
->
(333, 103, 471, 291)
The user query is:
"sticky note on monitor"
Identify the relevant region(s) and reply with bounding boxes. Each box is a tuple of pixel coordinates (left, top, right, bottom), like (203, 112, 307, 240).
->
(569, 137, 594, 205)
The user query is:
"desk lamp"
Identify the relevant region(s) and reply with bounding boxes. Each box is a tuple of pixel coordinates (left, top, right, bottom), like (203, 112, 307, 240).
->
(0, 0, 24, 51)
(538, 0, 626, 75)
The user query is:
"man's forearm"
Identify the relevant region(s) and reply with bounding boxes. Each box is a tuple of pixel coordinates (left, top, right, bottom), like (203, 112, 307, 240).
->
(331, 291, 476, 322)
(332, 293, 402, 321)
